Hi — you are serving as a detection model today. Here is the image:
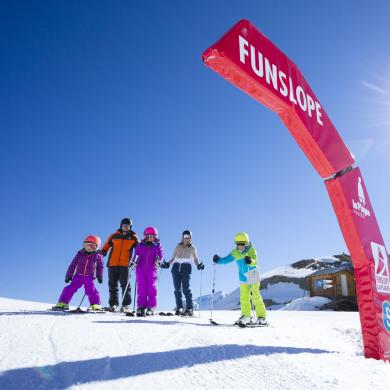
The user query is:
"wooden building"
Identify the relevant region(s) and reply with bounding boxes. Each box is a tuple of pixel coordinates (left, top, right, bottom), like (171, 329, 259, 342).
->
(307, 265, 356, 299)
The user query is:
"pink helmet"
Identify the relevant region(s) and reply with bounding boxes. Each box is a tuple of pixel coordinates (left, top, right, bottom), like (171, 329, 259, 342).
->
(84, 235, 102, 249)
(143, 227, 158, 236)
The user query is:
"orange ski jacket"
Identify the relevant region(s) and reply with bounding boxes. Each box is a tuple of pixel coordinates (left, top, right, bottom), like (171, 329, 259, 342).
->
(101, 230, 139, 267)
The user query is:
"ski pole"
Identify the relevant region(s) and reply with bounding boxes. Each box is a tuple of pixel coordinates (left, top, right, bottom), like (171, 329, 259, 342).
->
(129, 255, 138, 313)
(210, 263, 217, 321)
(132, 277, 137, 313)
(156, 258, 163, 314)
(199, 268, 203, 318)
(250, 287, 256, 322)
(156, 257, 162, 290)
(76, 293, 86, 312)
(120, 264, 133, 309)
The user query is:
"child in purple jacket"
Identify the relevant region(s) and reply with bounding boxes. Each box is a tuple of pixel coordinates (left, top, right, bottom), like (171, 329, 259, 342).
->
(133, 227, 163, 316)
(53, 235, 104, 311)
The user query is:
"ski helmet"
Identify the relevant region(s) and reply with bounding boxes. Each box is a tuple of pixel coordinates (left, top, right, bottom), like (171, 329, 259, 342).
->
(120, 218, 132, 228)
(144, 227, 158, 236)
(84, 235, 102, 249)
(182, 229, 192, 238)
(234, 232, 249, 244)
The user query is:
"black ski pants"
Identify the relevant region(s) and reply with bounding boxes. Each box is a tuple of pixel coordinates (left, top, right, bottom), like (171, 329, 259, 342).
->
(108, 266, 131, 307)
(172, 263, 193, 310)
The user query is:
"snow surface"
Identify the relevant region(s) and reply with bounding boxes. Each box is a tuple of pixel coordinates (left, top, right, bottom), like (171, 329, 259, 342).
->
(260, 265, 315, 280)
(280, 296, 331, 311)
(1, 297, 390, 390)
(314, 256, 339, 264)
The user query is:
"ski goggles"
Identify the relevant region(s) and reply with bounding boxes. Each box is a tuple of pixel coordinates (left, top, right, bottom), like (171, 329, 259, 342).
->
(84, 241, 98, 248)
(235, 242, 247, 247)
(183, 235, 191, 239)
(145, 234, 156, 239)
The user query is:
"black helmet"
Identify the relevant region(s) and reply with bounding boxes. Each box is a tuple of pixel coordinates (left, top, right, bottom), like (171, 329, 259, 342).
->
(120, 218, 132, 227)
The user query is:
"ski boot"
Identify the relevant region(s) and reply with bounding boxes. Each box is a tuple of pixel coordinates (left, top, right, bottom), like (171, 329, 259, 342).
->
(89, 304, 103, 312)
(255, 317, 268, 326)
(103, 305, 118, 312)
(183, 308, 193, 317)
(52, 302, 69, 311)
(145, 308, 155, 316)
(175, 308, 184, 316)
(120, 305, 131, 314)
(235, 315, 252, 325)
(136, 307, 146, 317)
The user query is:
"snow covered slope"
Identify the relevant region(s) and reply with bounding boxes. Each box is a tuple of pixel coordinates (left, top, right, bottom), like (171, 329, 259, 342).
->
(1, 297, 390, 390)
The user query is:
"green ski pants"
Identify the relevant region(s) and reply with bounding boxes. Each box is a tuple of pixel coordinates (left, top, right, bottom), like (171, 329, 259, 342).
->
(240, 283, 266, 318)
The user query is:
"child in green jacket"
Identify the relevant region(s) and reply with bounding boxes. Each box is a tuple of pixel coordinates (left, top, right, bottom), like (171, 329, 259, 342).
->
(213, 232, 267, 325)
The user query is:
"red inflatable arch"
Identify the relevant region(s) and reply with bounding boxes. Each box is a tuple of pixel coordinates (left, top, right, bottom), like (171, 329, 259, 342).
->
(202, 19, 390, 361)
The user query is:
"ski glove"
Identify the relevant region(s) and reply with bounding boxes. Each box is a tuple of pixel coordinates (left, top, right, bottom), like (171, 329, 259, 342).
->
(197, 262, 205, 270)
(97, 277, 103, 284)
(213, 255, 220, 263)
(161, 261, 170, 269)
(65, 277, 72, 283)
(245, 256, 252, 265)
(99, 250, 107, 256)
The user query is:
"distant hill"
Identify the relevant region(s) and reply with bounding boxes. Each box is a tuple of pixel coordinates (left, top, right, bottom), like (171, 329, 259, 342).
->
(194, 254, 353, 311)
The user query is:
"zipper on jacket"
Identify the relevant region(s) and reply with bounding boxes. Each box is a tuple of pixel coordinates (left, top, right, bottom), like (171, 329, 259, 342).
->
(117, 237, 124, 266)
(83, 254, 90, 275)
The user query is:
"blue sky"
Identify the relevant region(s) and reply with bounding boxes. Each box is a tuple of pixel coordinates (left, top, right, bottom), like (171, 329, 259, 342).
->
(1, 1, 390, 310)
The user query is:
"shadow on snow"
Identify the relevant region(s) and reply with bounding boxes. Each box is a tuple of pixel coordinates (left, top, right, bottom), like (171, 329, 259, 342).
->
(0, 344, 332, 389)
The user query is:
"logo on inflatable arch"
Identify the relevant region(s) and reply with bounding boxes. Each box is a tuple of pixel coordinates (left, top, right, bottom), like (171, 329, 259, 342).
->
(383, 301, 390, 333)
(352, 176, 371, 219)
(371, 242, 390, 294)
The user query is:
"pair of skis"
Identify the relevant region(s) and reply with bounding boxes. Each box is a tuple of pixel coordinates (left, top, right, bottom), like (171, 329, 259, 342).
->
(49, 307, 106, 314)
(125, 311, 175, 317)
(209, 319, 269, 328)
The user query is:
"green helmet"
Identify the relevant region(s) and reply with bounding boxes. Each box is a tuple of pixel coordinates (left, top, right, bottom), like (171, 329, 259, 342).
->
(234, 232, 250, 243)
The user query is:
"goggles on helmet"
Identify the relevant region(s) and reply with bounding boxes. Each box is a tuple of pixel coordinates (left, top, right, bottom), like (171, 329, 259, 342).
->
(84, 241, 98, 249)
(183, 234, 191, 239)
(145, 234, 156, 240)
(235, 241, 247, 247)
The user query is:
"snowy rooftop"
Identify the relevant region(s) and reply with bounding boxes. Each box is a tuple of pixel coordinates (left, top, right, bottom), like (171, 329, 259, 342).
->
(260, 265, 314, 280)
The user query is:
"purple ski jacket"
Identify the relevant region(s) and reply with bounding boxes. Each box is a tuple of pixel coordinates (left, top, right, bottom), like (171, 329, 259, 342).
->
(65, 250, 104, 280)
(134, 239, 163, 270)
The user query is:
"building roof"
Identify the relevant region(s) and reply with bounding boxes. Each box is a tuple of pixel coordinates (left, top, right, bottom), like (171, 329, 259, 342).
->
(308, 264, 354, 278)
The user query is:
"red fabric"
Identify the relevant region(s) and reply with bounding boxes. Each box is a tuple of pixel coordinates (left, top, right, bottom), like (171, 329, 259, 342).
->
(326, 168, 390, 361)
(202, 19, 354, 178)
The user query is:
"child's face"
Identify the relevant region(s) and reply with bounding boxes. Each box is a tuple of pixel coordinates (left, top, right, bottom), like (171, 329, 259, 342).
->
(84, 242, 97, 252)
(236, 242, 246, 252)
(145, 234, 156, 242)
